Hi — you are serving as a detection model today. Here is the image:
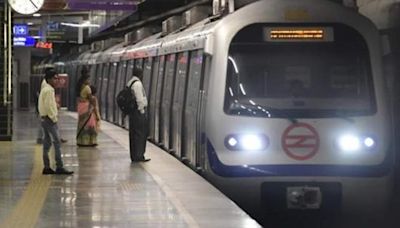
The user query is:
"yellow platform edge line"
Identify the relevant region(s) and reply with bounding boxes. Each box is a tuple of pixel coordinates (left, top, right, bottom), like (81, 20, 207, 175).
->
(0, 145, 52, 228)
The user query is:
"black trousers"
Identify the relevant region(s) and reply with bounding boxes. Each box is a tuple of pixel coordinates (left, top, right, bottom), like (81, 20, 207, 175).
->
(129, 110, 147, 161)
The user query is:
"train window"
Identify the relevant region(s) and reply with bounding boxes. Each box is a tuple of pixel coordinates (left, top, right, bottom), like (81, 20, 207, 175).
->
(107, 62, 119, 122)
(153, 56, 166, 142)
(100, 63, 110, 118)
(224, 23, 375, 118)
(126, 60, 135, 82)
(142, 58, 153, 95)
(135, 58, 144, 70)
(115, 61, 127, 125)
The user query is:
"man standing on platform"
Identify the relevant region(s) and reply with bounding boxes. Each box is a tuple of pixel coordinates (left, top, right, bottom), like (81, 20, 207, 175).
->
(38, 69, 74, 175)
(127, 68, 150, 163)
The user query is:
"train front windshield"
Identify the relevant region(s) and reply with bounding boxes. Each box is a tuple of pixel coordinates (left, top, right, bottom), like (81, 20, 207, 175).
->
(224, 24, 376, 118)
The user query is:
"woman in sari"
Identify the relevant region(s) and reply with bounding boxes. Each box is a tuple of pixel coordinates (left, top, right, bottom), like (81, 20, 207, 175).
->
(76, 67, 99, 146)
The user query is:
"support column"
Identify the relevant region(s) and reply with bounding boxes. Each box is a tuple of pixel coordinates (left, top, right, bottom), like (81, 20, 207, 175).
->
(0, 0, 12, 141)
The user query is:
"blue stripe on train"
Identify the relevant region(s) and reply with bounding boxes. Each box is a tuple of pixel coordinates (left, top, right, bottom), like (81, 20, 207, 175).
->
(207, 139, 393, 177)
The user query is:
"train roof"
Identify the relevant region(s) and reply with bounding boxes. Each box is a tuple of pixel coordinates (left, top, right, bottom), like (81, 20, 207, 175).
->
(67, 0, 378, 65)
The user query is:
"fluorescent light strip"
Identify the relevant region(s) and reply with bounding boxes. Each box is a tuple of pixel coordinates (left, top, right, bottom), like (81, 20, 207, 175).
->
(60, 22, 100, 28)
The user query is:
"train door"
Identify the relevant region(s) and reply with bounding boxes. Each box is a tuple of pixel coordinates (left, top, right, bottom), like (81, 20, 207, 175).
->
(183, 50, 206, 168)
(160, 54, 177, 150)
(95, 64, 103, 97)
(107, 62, 118, 122)
(142, 57, 153, 135)
(148, 57, 159, 141)
(142, 58, 153, 98)
(96, 64, 103, 113)
(69, 63, 79, 111)
(124, 60, 135, 129)
(171, 52, 189, 158)
(115, 61, 127, 125)
(153, 56, 166, 143)
(100, 63, 110, 119)
(89, 64, 97, 84)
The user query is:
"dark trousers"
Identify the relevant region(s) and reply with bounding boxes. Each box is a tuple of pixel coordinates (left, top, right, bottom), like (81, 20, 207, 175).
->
(129, 110, 147, 161)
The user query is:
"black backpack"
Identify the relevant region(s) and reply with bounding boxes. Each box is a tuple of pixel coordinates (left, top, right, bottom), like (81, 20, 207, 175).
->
(116, 80, 138, 115)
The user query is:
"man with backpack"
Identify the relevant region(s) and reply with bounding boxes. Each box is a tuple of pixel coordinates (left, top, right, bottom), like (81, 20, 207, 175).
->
(125, 68, 150, 163)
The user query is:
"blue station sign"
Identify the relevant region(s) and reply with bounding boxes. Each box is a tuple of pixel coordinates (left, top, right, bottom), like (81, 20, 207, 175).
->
(13, 24, 29, 36)
(13, 36, 35, 47)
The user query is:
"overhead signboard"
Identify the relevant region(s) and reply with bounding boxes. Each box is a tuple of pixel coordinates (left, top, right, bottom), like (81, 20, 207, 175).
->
(36, 41, 53, 49)
(13, 24, 29, 36)
(13, 36, 35, 47)
(67, 0, 137, 11)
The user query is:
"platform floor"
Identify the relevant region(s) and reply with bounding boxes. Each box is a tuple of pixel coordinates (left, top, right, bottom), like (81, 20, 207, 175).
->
(0, 110, 260, 228)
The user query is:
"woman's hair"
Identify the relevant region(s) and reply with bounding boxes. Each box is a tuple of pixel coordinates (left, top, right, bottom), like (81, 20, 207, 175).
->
(90, 85, 97, 95)
(76, 68, 90, 97)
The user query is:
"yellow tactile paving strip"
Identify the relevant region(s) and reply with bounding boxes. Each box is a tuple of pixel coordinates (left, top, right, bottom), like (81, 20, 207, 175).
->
(1, 145, 51, 228)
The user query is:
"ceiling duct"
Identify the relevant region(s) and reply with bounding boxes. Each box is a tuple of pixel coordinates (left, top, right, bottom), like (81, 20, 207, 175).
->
(124, 26, 159, 45)
(91, 40, 104, 52)
(78, 45, 90, 53)
(104, 37, 123, 49)
(161, 15, 182, 36)
(233, 0, 259, 9)
(212, 0, 264, 15)
(182, 6, 211, 28)
(212, 0, 234, 15)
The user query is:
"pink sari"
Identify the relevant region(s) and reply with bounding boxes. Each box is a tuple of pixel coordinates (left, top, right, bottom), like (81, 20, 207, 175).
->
(77, 98, 98, 146)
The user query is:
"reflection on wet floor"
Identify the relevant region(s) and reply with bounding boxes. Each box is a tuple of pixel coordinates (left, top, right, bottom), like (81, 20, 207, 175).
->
(0, 110, 261, 228)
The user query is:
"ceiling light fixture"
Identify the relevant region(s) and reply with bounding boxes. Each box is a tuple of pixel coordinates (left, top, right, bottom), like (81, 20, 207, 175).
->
(60, 22, 100, 28)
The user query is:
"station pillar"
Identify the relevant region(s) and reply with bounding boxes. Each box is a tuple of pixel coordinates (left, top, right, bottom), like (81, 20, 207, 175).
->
(0, 0, 12, 141)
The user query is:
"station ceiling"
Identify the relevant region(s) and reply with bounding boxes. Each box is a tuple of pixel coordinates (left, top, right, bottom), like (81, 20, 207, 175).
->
(13, 0, 208, 44)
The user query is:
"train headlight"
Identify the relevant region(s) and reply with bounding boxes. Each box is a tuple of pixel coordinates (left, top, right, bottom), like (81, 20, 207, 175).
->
(338, 134, 361, 152)
(364, 137, 375, 148)
(337, 134, 376, 153)
(225, 134, 269, 151)
(227, 137, 238, 147)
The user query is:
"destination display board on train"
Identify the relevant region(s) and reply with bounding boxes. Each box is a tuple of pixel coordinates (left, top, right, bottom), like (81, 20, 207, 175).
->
(264, 27, 333, 42)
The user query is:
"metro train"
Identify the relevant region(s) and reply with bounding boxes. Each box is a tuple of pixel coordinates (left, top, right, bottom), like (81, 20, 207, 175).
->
(44, 0, 395, 218)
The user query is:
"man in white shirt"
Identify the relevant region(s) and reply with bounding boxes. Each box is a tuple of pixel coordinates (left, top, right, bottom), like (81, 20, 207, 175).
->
(38, 69, 74, 175)
(36, 68, 67, 144)
(126, 68, 150, 162)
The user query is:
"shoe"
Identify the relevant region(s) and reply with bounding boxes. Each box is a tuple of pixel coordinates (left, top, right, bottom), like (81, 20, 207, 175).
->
(60, 138, 68, 143)
(36, 138, 43, 144)
(42, 168, 55, 175)
(55, 168, 74, 175)
(132, 158, 151, 162)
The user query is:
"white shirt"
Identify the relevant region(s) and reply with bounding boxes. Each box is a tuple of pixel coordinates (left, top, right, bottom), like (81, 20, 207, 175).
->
(38, 81, 58, 123)
(126, 76, 147, 114)
(41, 79, 47, 89)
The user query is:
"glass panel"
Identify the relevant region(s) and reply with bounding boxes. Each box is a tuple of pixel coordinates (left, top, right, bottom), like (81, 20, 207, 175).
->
(135, 58, 144, 70)
(116, 61, 127, 125)
(107, 62, 118, 122)
(95, 64, 104, 103)
(149, 57, 161, 141)
(124, 60, 135, 129)
(142, 58, 153, 96)
(100, 63, 110, 118)
(224, 23, 375, 118)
